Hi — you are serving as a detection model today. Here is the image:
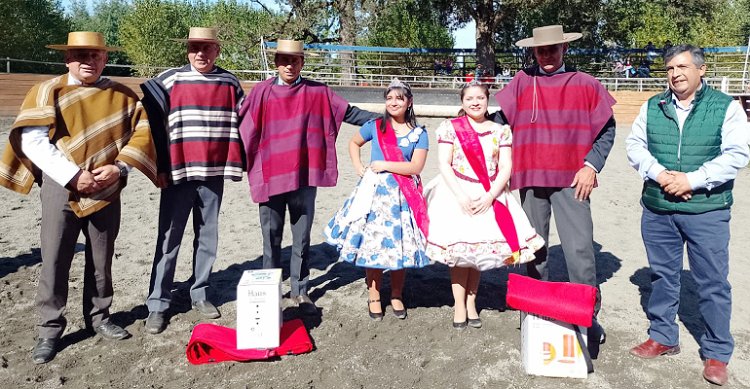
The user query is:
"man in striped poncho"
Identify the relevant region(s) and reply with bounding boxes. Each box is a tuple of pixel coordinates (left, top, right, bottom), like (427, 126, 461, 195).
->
(140, 27, 244, 334)
(0, 32, 158, 364)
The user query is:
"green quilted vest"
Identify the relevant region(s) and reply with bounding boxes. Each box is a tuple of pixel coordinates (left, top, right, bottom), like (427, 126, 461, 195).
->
(642, 85, 734, 213)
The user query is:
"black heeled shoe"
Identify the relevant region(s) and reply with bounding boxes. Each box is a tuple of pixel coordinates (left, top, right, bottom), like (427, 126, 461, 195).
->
(391, 297, 407, 320)
(368, 299, 383, 321)
(452, 320, 468, 330)
(467, 317, 482, 329)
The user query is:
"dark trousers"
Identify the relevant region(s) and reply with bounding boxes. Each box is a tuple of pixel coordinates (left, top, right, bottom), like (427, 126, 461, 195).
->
(146, 180, 224, 312)
(520, 187, 600, 313)
(37, 175, 121, 339)
(641, 205, 733, 363)
(259, 186, 317, 297)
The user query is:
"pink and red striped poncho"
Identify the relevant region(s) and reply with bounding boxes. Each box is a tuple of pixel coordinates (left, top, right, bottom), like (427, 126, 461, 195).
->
(495, 68, 616, 190)
(238, 78, 349, 203)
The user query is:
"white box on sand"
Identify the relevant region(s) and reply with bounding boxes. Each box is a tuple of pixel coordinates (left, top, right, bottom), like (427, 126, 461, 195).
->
(521, 312, 589, 379)
(237, 269, 282, 349)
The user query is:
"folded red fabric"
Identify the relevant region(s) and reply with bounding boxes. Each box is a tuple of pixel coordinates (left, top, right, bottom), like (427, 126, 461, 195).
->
(186, 318, 313, 365)
(506, 273, 596, 327)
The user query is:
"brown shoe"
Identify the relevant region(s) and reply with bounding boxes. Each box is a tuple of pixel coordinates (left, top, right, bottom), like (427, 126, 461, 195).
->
(630, 339, 680, 359)
(703, 359, 728, 386)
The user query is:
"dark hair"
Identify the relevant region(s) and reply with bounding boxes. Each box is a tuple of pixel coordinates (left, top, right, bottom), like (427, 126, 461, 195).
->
(457, 82, 491, 118)
(379, 84, 418, 133)
(663, 44, 705, 66)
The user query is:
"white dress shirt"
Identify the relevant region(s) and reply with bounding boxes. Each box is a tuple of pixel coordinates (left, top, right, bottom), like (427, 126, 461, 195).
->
(625, 90, 750, 191)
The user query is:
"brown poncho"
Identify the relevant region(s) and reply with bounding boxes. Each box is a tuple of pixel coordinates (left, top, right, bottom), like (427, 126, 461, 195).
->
(0, 74, 158, 217)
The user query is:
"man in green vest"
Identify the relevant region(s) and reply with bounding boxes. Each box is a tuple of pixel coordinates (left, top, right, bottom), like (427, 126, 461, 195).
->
(625, 44, 749, 386)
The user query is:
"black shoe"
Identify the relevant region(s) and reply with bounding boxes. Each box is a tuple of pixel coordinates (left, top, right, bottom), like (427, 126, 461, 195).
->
(32, 338, 58, 364)
(452, 320, 468, 330)
(468, 317, 482, 329)
(145, 311, 168, 334)
(587, 321, 606, 359)
(391, 297, 407, 320)
(94, 322, 131, 340)
(192, 300, 221, 319)
(368, 299, 383, 321)
(295, 295, 318, 316)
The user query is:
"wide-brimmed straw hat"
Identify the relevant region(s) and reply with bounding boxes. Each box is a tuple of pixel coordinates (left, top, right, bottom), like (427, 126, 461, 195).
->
(270, 39, 305, 57)
(46, 31, 121, 51)
(172, 27, 221, 44)
(515, 25, 582, 48)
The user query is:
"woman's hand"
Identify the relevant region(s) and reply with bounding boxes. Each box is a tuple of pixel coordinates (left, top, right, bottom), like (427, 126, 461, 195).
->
(370, 161, 388, 173)
(472, 192, 494, 215)
(456, 193, 474, 215)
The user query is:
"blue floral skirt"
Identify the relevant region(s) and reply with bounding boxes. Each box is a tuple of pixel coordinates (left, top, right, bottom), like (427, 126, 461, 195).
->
(324, 170, 429, 270)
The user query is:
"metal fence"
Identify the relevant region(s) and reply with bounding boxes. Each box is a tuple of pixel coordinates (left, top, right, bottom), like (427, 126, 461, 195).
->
(3, 57, 749, 94)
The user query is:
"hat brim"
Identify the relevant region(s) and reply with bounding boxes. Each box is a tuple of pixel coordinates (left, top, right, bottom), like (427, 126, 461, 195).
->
(515, 32, 582, 48)
(46, 44, 121, 52)
(171, 38, 222, 44)
(270, 49, 320, 58)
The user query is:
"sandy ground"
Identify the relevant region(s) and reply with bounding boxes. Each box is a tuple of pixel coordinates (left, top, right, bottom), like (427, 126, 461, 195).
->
(0, 115, 749, 389)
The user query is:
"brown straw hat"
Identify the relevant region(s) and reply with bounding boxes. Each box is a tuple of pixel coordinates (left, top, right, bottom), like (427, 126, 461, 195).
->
(46, 31, 121, 51)
(172, 27, 221, 44)
(515, 25, 582, 48)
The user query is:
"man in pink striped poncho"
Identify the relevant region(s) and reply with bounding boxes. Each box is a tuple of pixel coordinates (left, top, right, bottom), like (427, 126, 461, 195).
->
(494, 25, 617, 355)
(238, 40, 377, 315)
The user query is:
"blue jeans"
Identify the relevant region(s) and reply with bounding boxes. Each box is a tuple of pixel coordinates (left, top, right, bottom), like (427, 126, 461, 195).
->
(641, 204, 733, 363)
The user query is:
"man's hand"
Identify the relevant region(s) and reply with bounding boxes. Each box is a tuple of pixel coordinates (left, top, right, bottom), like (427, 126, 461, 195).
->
(663, 170, 693, 200)
(69, 170, 101, 195)
(92, 164, 121, 189)
(656, 170, 675, 187)
(156, 173, 170, 189)
(570, 165, 597, 201)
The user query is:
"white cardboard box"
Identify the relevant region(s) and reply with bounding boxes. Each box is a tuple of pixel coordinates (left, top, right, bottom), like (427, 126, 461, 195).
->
(236, 269, 282, 349)
(521, 312, 589, 379)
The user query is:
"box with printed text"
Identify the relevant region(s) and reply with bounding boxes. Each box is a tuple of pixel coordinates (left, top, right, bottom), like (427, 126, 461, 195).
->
(521, 312, 589, 379)
(236, 269, 282, 349)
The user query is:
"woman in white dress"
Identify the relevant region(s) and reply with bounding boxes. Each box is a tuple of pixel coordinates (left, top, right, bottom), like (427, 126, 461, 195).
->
(424, 82, 544, 329)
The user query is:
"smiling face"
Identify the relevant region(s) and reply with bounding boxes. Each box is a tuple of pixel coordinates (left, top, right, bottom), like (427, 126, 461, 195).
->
(65, 49, 108, 84)
(533, 43, 567, 73)
(275, 53, 304, 84)
(460, 85, 489, 120)
(385, 88, 411, 122)
(666, 51, 706, 101)
(188, 42, 220, 73)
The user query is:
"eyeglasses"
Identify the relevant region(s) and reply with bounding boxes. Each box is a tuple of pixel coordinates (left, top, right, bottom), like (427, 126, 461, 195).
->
(666, 64, 701, 74)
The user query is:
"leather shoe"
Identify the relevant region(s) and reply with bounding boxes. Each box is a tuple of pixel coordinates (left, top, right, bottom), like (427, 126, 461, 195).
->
(295, 295, 318, 315)
(630, 339, 680, 359)
(192, 300, 221, 319)
(94, 322, 131, 340)
(703, 359, 729, 386)
(32, 338, 58, 364)
(145, 311, 168, 334)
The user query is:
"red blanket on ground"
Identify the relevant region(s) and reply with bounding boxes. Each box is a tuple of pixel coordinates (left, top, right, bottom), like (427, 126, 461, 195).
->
(505, 273, 596, 327)
(186, 319, 313, 364)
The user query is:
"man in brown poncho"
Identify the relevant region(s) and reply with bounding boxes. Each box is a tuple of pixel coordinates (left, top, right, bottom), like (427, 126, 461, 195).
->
(0, 32, 158, 364)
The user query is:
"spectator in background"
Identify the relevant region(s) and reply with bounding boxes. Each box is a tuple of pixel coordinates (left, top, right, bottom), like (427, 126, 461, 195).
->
(645, 41, 657, 63)
(434, 59, 442, 75)
(444, 58, 453, 75)
(663, 40, 673, 51)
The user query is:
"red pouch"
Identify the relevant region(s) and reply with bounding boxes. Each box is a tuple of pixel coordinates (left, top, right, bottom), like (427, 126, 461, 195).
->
(505, 273, 596, 327)
(186, 318, 313, 365)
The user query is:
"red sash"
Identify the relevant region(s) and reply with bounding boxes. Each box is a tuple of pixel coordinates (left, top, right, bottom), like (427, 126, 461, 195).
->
(374, 119, 429, 237)
(450, 116, 520, 256)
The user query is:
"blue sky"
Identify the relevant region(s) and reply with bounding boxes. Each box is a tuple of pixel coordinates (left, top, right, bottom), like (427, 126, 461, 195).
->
(61, 0, 476, 49)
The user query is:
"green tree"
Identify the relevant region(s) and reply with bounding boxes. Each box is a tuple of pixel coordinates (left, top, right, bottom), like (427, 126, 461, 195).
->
(0, 0, 70, 73)
(119, 0, 207, 76)
(367, 0, 453, 48)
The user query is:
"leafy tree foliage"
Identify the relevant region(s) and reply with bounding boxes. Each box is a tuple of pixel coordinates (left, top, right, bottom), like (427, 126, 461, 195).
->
(0, 0, 70, 73)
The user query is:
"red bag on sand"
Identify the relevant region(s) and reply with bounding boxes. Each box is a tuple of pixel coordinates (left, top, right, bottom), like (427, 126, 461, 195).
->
(186, 319, 313, 365)
(505, 273, 596, 327)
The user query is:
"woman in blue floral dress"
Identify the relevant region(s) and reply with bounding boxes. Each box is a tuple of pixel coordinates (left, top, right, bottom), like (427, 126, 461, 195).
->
(325, 79, 429, 321)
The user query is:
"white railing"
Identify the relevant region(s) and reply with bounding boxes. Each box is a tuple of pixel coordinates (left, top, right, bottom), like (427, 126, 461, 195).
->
(3, 57, 750, 94)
